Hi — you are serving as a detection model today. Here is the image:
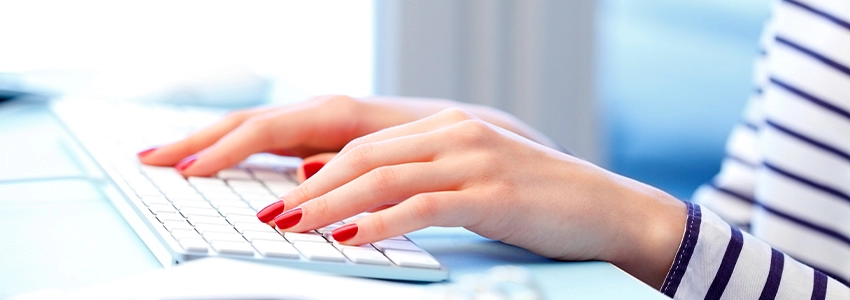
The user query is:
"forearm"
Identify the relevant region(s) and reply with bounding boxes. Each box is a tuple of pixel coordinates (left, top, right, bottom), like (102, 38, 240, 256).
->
(593, 173, 688, 289)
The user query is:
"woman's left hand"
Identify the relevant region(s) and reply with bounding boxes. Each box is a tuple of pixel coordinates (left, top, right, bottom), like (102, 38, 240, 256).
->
(261, 108, 687, 288)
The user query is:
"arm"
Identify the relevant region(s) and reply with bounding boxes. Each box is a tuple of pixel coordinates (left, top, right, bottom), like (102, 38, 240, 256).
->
(663, 203, 850, 299)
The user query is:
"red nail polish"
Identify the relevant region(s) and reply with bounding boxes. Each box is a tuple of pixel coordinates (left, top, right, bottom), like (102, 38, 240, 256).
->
(257, 201, 285, 223)
(274, 207, 303, 229)
(175, 155, 197, 171)
(137, 147, 158, 158)
(303, 161, 325, 179)
(332, 223, 358, 242)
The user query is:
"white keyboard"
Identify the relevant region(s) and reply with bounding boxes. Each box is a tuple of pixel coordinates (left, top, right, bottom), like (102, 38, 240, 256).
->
(52, 99, 450, 282)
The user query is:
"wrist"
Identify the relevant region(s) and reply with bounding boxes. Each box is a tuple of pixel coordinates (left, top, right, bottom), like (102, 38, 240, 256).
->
(599, 176, 688, 289)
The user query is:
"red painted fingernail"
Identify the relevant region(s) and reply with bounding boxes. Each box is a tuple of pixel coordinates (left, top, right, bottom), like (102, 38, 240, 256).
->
(175, 155, 198, 171)
(257, 201, 286, 223)
(137, 147, 158, 158)
(273, 207, 303, 229)
(331, 223, 358, 242)
(303, 161, 325, 179)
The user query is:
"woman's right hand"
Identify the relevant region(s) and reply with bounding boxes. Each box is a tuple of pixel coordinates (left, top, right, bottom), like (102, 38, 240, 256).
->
(138, 95, 557, 178)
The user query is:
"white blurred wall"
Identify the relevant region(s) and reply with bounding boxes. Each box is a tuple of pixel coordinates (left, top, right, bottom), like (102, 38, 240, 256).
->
(0, 0, 375, 102)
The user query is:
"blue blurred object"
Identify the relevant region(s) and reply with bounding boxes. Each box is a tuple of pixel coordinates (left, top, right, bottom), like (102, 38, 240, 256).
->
(597, 0, 771, 199)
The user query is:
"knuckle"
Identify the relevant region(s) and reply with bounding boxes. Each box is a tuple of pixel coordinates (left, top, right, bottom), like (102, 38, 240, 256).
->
(240, 115, 278, 144)
(241, 115, 274, 130)
(223, 110, 251, 123)
(367, 166, 398, 197)
(409, 194, 440, 221)
(344, 143, 375, 170)
(438, 107, 476, 122)
(453, 119, 492, 146)
(312, 94, 357, 108)
(347, 136, 367, 149)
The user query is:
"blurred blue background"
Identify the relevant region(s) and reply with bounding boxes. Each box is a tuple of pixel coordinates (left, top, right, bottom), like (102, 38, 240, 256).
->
(597, 0, 771, 199)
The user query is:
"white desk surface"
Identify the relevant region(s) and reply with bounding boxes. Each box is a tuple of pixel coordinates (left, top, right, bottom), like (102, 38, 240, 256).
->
(0, 101, 667, 299)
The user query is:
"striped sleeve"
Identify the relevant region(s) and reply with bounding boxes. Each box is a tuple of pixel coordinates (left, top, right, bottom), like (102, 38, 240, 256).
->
(690, 0, 850, 294)
(661, 203, 850, 299)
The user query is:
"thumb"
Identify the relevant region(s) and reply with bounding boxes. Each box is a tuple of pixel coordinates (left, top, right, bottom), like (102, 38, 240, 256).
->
(295, 152, 337, 183)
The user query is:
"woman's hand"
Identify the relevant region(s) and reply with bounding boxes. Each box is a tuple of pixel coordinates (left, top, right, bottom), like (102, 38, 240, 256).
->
(138, 95, 560, 177)
(262, 108, 687, 289)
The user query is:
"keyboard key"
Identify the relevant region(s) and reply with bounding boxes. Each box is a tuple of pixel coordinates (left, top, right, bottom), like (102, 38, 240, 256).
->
(249, 200, 276, 211)
(194, 223, 237, 234)
(252, 240, 300, 258)
(179, 207, 221, 217)
(217, 169, 252, 180)
(332, 241, 377, 251)
(194, 185, 233, 194)
(171, 229, 201, 240)
(140, 195, 169, 206)
(238, 192, 277, 202)
(203, 232, 247, 243)
(284, 232, 327, 243)
(208, 199, 250, 209)
(156, 212, 186, 222)
(293, 242, 346, 262)
(187, 216, 231, 226)
(133, 186, 162, 197)
(188, 176, 227, 186)
(343, 248, 391, 265)
(242, 231, 285, 242)
(162, 220, 194, 231)
(218, 206, 257, 217)
(210, 241, 255, 256)
(171, 200, 213, 210)
(226, 179, 266, 189)
(179, 238, 209, 253)
(251, 170, 290, 181)
(264, 183, 297, 196)
(373, 240, 422, 252)
(226, 214, 262, 224)
(383, 250, 441, 269)
(202, 192, 242, 201)
(148, 203, 177, 214)
(342, 213, 370, 224)
(166, 193, 205, 201)
(234, 223, 277, 234)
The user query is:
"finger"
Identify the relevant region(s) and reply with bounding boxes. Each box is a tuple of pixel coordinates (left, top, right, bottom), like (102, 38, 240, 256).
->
(275, 161, 462, 233)
(333, 191, 476, 245)
(295, 152, 337, 183)
(176, 107, 329, 176)
(278, 130, 444, 212)
(255, 152, 337, 225)
(333, 108, 478, 162)
(138, 107, 275, 165)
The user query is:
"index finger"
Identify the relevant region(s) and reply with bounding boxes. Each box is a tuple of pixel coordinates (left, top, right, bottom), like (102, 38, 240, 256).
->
(138, 107, 276, 166)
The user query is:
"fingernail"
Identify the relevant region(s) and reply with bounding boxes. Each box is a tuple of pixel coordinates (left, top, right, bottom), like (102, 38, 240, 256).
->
(137, 147, 158, 158)
(331, 223, 358, 242)
(175, 155, 198, 171)
(303, 161, 325, 179)
(257, 201, 285, 223)
(273, 207, 303, 229)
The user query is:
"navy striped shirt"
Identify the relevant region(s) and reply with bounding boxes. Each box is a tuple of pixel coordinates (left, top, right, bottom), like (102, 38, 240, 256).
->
(665, 0, 850, 298)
